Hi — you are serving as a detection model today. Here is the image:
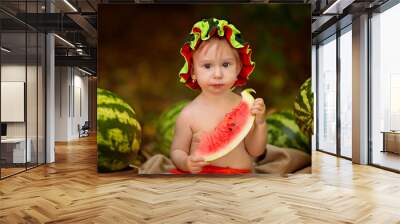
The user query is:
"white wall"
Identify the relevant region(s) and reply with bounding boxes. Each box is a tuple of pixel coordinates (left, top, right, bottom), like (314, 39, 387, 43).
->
(72, 72, 89, 138)
(55, 67, 89, 141)
(55, 66, 69, 141)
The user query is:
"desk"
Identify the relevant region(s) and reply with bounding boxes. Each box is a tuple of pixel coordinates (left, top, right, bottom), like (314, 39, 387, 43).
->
(381, 131, 400, 154)
(1, 138, 31, 163)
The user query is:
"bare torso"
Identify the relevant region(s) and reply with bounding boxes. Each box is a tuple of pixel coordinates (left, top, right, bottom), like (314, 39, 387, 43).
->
(185, 92, 254, 170)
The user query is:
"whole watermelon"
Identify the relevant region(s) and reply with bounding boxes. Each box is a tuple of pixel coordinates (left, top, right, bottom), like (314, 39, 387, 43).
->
(97, 88, 142, 172)
(293, 78, 313, 138)
(155, 101, 189, 156)
(267, 111, 310, 154)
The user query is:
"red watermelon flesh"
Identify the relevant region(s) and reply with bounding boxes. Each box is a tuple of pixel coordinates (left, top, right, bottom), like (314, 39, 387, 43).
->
(195, 89, 256, 161)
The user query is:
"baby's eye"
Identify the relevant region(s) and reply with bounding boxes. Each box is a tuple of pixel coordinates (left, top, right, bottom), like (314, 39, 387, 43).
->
(222, 62, 230, 68)
(203, 63, 211, 69)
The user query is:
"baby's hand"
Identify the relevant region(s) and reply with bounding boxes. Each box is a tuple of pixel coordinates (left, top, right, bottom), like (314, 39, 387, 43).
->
(251, 98, 266, 125)
(186, 155, 209, 174)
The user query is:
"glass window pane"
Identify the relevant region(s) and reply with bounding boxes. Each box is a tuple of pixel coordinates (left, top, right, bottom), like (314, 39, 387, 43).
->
(312, 45, 317, 151)
(318, 36, 337, 154)
(340, 28, 352, 158)
(1, 31, 27, 177)
(371, 3, 400, 171)
(27, 31, 38, 169)
(0, 1, 46, 179)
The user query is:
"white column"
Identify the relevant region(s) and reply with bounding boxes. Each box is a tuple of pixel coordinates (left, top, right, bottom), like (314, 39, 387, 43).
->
(46, 1, 55, 163)
(352, 14, 369, 164)
(46, 33, 55, 163)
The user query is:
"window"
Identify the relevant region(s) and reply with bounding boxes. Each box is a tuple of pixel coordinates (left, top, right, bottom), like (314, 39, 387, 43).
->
(0, 2, 46, 179)
(339, 27, 352, 158)
(317, 35, 337, 154)
(370, 2, 400, 171)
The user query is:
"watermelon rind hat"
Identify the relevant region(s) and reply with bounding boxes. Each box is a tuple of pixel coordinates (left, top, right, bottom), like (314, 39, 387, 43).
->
(178, 18, 256, 90)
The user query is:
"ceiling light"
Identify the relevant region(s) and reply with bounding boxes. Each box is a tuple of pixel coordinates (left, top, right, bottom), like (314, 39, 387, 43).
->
(63, 0, 78, 12)
(323, 0, 341, 14)
(54, 34, 75, 48)
(1, 47, 11, 53)
(78, 67, 93, 76)
(76, 48, 85, 55)
(322, 0, 353, 15)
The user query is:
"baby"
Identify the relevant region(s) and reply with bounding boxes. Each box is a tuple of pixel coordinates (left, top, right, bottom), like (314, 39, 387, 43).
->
(170, 18, 267, 174)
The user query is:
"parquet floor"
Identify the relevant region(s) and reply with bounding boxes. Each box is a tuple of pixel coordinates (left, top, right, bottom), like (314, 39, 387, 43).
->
(1, 167, 26, 178)
(0, 135, 400, 223)
(372, 150, 400, 171)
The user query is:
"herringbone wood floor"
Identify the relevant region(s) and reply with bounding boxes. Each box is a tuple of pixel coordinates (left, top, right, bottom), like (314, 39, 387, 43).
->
(1, 135, 400, 224)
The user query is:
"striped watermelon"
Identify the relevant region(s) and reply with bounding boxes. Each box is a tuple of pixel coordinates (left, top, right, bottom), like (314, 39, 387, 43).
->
(267, 111, 310, 154)
(293, 78, 313, 138)
(97, 88, 142, 172)
(155, 101, 189, 156)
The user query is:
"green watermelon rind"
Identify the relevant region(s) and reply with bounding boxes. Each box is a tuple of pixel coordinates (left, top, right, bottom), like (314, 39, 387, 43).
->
(267, 111, 310, 154)
(98, 90, 136, 115)
(155, 101, 189, 156)
(293, 78, 314, 138)
(97, 88, 142, 172)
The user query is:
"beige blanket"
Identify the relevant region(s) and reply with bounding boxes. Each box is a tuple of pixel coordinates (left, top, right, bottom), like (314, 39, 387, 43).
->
(138, 144, 311, 174)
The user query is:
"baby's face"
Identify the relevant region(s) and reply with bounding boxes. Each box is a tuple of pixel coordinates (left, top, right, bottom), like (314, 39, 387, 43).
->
(192, 38, 242, 93)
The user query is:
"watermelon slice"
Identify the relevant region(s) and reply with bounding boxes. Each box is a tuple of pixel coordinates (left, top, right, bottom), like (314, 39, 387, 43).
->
(195, 88, 256, 161)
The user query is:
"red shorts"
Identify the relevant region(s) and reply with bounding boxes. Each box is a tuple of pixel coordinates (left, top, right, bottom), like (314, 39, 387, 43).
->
(169, 165, 251, 174)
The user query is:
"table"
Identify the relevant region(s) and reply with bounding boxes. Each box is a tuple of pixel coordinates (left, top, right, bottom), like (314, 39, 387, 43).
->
(381, 131, 400, 154)
(0, 138, 32, 164)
